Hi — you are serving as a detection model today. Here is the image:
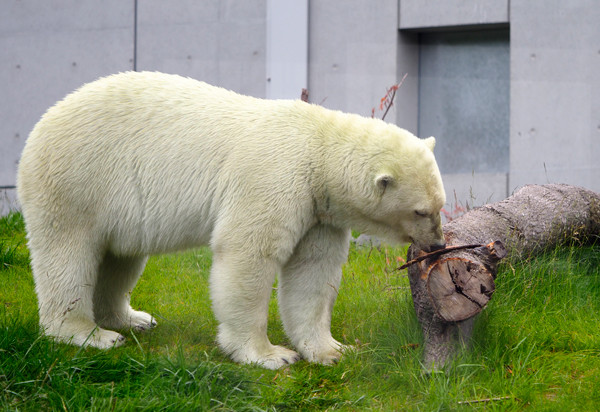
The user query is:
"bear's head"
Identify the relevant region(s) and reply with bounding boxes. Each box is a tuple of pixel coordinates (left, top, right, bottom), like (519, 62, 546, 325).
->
(323, 121, 446, 252)
(369, 136, 446, 251)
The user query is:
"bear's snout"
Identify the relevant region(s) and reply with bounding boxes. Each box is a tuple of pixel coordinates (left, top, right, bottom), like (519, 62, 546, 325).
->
(423, 241, 446, 252)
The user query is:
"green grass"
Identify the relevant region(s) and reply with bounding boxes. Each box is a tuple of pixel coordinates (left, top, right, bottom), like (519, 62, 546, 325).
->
(1, 212, 599, 410)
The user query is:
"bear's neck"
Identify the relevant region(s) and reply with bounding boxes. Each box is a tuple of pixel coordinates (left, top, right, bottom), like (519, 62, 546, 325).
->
(301, 103, 378, 228)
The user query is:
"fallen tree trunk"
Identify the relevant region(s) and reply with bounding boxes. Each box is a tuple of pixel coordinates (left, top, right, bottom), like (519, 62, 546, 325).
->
(405, 184, 600, 370)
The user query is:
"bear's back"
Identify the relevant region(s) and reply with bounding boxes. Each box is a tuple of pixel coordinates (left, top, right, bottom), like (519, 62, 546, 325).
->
(17, 72, 317, 254)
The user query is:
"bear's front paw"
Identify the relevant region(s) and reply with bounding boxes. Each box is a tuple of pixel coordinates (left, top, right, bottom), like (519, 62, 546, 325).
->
(299, 338, 353, 365)
(255, 346, 302, 370)
(129, 310, 157, 331)
(227, 342, 301, 369)
(89, 328, 127, 349)
(242, 345, 301, 369)
(217, 325, 301, 369)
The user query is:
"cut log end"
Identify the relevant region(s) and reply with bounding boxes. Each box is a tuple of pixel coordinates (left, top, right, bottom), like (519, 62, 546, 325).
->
(407, 240, 506, 322)
(427, 258, 495, 322)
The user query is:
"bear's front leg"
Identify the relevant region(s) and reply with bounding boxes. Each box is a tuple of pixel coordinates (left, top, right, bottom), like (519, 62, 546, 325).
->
(279, 225, 352, 365)
(93, 253, 157, 332)
(209, 252, 300, 369)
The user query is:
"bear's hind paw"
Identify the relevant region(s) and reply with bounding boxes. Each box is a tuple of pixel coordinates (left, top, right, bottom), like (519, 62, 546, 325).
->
(50, 326, 126, 349)
(96, 309, 157, 332)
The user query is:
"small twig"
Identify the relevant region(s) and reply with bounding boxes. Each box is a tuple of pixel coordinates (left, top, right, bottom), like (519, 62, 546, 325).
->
(380, 73, 408, 121)
(396, 244, 484, 271)
(399, 343, 419, 350)
(457, 396, 513, 405)
(383, 286, 410, 292)
(39, 358, 58, 388)
(380, 87, 396, 121)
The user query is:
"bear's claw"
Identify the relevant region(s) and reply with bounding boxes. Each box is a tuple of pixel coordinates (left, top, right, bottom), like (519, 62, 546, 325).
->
(237, 345, 301, 369)
(257, 348, 301, 369)
(97, 309, 157, 332)
(113, 334, 126, 344)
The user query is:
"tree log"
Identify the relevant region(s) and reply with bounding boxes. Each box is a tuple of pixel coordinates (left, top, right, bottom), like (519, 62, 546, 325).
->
(406, 184, 600, 370)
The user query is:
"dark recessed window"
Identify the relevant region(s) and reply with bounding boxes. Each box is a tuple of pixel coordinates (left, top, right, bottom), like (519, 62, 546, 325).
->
(418, 30, 510, 174)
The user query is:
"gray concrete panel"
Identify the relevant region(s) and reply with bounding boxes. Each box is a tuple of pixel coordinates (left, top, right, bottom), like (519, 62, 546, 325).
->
(266, 0, 308, 100)
(396, 32, 420, 135)
(399, 0, 509, 31)
(308, 0, 399, 121)
(509, 0, 600, 192)
(0, 0, 134, 189)
(136, 0, 267, 97)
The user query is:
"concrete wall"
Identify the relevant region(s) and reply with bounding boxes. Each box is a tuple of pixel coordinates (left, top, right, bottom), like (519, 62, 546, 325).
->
(418, 29, 510, 207)
(308, 0, 399, 121)
(0, 0, 134, 213)
(399, 0, 509, 30)
(266, 0, 308, 100)
(0, 0, 268, 214)
(1, 1, 598, 215)
(1, 0, 400, 214)
(399, 0, 511, 207)
(136, 0, 267, 97)
(509, 0, 600, 192)
(398, 0, 599, 209)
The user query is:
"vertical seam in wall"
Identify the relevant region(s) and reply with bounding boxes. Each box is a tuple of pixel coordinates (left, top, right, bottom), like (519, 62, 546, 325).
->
(133, 0, 138, 71)
(507, 0, 511, 195)
(306, 0, 311, 95)
(416, 32, 422, 137)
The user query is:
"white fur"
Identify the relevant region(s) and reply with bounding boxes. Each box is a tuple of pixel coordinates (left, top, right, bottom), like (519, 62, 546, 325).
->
(17, 71, 446, 369)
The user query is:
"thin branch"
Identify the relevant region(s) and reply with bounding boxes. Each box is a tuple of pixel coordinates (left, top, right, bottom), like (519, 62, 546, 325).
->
(396, 244, 484, 271)
(457, 396, 514, 405)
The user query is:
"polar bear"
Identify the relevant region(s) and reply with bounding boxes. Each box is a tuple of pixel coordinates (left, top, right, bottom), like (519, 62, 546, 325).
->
(17, 71, 446, 369)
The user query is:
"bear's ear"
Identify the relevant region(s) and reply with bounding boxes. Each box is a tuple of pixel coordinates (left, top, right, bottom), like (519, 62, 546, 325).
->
(375, 174, 395, 193)
(423, 136, 436, 152)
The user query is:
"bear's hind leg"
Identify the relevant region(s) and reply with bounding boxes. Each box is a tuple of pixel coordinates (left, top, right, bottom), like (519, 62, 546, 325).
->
(93, 253, 155, 332)
(279, 225, 352, 365)
(210, 253, 300, 369)
(29, 237, 125, 349)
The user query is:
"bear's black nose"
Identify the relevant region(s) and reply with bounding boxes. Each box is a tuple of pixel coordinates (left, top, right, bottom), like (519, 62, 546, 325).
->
(425, 242, 446, 252)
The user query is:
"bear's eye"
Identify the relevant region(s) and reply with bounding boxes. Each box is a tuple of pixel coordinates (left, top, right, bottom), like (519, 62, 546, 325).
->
(415, 210, 428, 218)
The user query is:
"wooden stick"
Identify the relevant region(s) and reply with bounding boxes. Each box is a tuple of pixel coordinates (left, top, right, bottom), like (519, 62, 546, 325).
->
(397, 244, 484, 271)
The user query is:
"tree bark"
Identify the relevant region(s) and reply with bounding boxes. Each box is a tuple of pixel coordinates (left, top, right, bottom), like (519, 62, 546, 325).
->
(406, 184, 600, 370)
